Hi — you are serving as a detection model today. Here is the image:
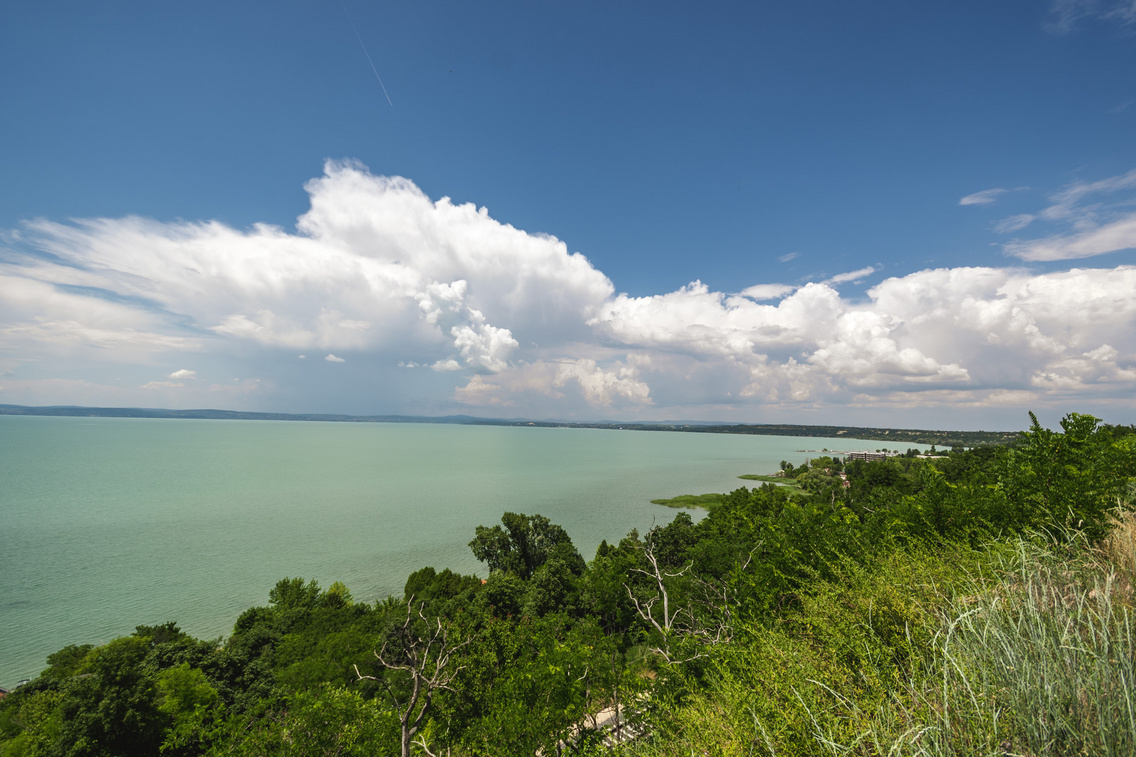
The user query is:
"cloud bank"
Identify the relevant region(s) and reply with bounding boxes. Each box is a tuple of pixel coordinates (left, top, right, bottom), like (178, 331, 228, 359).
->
(1, 161, 1134, 422)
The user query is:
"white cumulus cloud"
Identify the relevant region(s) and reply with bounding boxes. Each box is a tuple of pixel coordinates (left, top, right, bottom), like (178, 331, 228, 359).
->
(3, 161, 1136, 421)
(5, 160, 613, 363)
(740, 284, 795, 300)
(454, 358, 651, 408)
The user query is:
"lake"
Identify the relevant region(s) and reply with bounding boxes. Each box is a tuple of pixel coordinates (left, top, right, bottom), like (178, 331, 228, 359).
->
(0, 415, 886, 685)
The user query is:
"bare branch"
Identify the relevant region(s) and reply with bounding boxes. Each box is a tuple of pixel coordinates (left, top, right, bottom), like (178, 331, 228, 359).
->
(623, 529, 758, 665)
(412, 733, 446, 757)
(355, 599, 471, 757)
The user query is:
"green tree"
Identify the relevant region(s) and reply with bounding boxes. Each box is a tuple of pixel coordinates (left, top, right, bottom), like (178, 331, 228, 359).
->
(208, 685, 397, 756)
(320, 581, 353, 608)
(267, 578, 322, 611)
(156, 663, 223, 755)
(2, 688, 67, 756)
(404, 567, 484, 616)
(1002, 412, 1135, 540)
(478, 572, 526, 618)
(53, 636, 168, 756)
(522, 557, 581, 617)
(580, 535, 641, 635)
(468, 512, 584, 580)
(457, 615, 618, 755)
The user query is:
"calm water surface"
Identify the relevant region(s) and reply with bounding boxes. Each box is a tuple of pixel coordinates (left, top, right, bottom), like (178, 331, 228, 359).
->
(0, 416, 882, 685)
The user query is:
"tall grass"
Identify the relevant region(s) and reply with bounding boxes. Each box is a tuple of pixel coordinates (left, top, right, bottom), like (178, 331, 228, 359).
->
(620, 522, 1136, 757)
(621, 540, 1007, 756)
(811, 528, 1136, 757)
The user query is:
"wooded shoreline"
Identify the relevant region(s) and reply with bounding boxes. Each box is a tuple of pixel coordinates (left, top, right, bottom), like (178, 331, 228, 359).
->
(0, 403, 1016, 448)
(1, 412, 1131, 756)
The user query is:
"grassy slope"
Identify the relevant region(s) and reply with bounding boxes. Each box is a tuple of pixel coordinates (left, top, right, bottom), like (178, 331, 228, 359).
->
(625, 518, 1136, 756)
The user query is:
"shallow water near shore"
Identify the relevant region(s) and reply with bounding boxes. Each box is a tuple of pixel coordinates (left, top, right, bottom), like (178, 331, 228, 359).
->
(0, 415, 886, 685)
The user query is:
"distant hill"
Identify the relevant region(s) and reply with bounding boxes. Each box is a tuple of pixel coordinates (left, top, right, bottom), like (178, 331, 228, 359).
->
(471, 418, 1019, 448)
(0, 404, 483, 425)
(0, 404, 1019, 447)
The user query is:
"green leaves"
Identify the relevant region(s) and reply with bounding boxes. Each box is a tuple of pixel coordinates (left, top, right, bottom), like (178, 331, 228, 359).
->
(1002, 412, 1135, 541)
(266, 578, 322, 611)
(453, 615, 629, 755)
(469, 512, 584, 581)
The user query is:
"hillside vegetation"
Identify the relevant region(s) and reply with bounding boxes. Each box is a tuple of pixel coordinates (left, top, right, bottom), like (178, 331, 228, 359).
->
(1, 412, 1133, 756)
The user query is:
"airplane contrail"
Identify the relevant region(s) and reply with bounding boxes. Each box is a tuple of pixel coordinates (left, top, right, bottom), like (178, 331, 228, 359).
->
(341, 1, 394, 107)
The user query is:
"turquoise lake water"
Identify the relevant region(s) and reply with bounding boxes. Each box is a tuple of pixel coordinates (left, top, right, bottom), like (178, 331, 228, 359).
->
(0, 416, 886, 686)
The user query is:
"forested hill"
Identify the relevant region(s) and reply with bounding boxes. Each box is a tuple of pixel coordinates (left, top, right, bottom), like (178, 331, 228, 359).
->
(480, 420, 1019, 448)
(0, 403, 1015, 447)
(0, 404, 483, 425)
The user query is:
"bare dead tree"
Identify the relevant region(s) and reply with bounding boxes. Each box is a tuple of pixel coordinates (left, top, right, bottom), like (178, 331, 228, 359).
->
(625, 531, 760, 664)
(627, 552, 692, 635)
(355, 599, 471, 757)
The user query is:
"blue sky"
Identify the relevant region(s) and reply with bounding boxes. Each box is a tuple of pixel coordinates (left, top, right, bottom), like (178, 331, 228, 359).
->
(2, 0, 1136, 429)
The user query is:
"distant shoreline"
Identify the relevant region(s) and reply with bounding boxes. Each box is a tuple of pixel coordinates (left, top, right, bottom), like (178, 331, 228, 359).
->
(0, 403, 1018, 448)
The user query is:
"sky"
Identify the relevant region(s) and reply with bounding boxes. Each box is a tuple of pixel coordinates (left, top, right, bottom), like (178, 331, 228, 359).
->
(2, 0, 1136, 430)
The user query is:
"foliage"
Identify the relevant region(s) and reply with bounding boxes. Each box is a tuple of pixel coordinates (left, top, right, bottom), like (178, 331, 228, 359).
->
(4, 411, 1133, 756)
(999, 412, 1134, 541)
(469, 511, 585, 580)
(765, 536, 1136, 757)
(206, 685, 397, 757)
